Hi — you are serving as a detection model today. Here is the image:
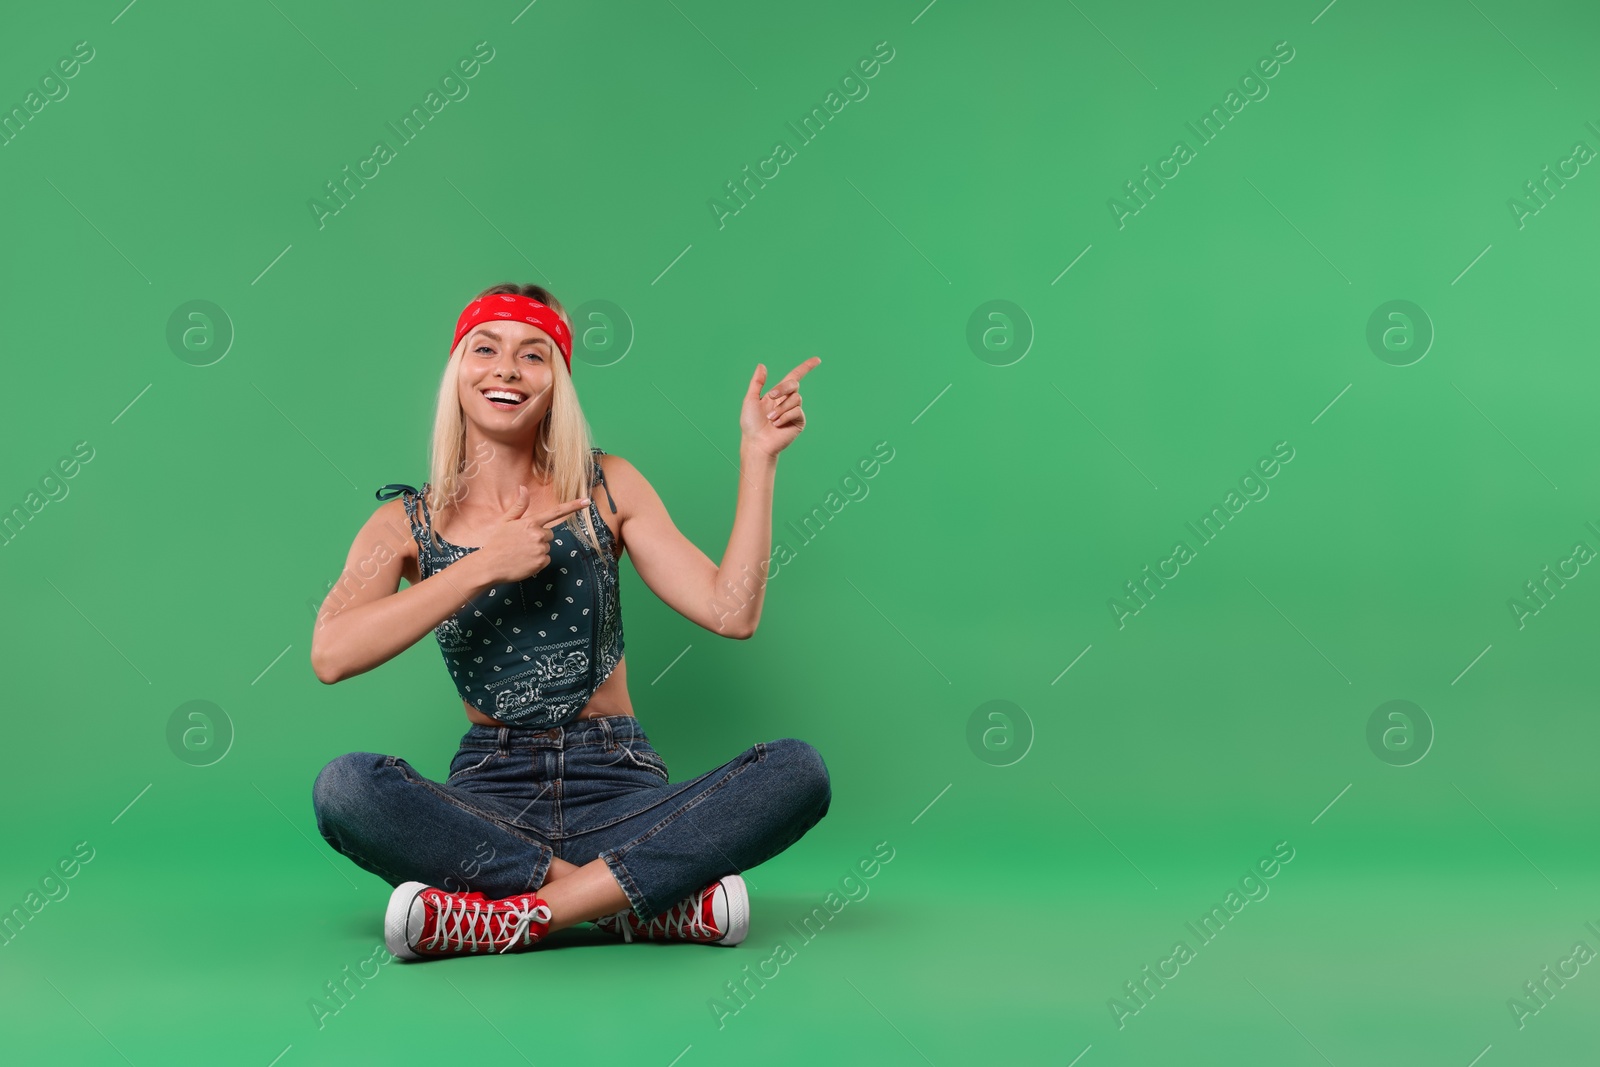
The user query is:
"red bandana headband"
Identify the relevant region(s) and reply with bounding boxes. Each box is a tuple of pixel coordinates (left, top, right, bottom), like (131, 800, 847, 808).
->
(451, 293, 573, 373)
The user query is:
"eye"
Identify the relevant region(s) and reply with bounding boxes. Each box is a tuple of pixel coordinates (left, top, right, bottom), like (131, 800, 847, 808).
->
(523, 350, 544, 362)
(474, 344, 494, 355)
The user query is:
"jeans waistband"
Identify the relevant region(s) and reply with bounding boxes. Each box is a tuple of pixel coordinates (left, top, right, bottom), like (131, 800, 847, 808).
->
(458, 714, 645, 752)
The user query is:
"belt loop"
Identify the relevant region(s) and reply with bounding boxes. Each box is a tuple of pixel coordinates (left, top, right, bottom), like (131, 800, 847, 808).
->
(496, 725, 509, 757)
(599, 715, 614, 749)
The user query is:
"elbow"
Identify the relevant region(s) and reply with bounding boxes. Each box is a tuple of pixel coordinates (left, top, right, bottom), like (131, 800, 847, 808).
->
(710, 616, 756, 640)
(309, 638, 346, 685)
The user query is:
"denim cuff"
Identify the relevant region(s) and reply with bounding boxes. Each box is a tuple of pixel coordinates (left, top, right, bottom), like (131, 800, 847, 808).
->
(598, 848, 653, 921)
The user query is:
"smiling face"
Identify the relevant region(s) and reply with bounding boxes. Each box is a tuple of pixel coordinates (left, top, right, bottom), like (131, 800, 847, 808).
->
(456, 319, 561, 434)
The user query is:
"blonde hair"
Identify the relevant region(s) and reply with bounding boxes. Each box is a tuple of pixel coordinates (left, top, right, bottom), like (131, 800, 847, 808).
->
(421, 283, 607, 558)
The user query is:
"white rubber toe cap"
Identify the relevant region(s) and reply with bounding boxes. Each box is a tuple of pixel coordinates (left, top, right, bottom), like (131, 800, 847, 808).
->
(384, 881, 430, 961)
(715, 874, 749, 946)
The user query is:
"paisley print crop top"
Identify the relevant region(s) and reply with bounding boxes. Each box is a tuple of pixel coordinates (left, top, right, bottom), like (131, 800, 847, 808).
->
(375, 447, 624, 729)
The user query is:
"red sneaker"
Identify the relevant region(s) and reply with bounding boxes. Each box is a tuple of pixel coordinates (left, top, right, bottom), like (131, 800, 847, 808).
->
(384, 881, 553, 960)
(593, 874, 748, 946)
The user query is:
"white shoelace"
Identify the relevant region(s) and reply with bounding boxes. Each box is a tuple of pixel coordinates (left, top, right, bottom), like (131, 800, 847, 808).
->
(604, 889, 714, 942)
(424, 893, 552, 954)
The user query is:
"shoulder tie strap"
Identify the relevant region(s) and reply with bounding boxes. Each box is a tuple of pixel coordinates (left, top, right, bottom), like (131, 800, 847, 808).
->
(590, 449, 618, 514)
(375, 483, 419, 501)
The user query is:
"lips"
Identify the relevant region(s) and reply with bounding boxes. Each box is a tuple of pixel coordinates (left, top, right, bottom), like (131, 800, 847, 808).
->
(482, 389, 527, 409)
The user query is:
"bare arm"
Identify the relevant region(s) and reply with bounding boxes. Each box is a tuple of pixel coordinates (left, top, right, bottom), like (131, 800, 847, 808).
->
(309, 500, 496, 684)
(615, 355, 818, 639)
(612, 445, 777, 640)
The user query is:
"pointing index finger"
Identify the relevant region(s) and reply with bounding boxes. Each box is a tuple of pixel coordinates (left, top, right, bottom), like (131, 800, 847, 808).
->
(767, 357, 821, 397)
(537, 496, 593, 528)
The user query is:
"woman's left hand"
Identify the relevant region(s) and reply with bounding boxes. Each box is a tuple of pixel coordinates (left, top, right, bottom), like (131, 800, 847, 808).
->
(741, 357, 821, 457)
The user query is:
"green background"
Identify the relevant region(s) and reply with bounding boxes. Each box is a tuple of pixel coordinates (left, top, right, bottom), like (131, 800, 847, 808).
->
(2, 0, 1597, 1063)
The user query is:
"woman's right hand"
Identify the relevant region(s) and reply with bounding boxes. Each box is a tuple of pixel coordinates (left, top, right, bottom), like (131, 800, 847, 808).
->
(473, 486, 593, 586)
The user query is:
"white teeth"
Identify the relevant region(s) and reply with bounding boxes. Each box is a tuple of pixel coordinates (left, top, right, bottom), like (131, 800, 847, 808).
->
(484, 390, 525, 403)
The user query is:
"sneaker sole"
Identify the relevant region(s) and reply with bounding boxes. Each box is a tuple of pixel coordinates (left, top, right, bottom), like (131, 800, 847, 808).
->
(384, 881, 430, 961)
(717, 874, 750, 946)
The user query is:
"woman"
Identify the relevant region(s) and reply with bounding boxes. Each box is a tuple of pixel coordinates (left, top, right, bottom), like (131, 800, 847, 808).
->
(309, 283, 829, 961)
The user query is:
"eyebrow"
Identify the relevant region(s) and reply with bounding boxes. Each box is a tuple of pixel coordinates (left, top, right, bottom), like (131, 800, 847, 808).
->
(474, 327, 550, 348)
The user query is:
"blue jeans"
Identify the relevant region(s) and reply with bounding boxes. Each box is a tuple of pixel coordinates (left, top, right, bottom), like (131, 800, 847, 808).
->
(311, 715, 831, 921)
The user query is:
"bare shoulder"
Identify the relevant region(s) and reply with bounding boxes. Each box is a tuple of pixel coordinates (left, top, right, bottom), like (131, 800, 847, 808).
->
(596, 450, 670, 509)
(363, 496, 420, 579)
